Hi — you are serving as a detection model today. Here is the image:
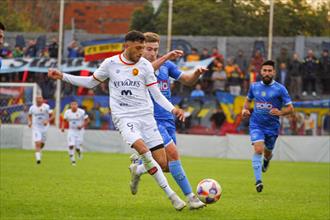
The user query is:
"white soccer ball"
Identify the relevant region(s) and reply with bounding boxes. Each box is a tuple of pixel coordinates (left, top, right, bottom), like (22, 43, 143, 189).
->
(196, 178, 222, 204)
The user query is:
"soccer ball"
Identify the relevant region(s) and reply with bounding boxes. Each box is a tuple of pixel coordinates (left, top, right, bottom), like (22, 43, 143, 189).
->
(196, 178, 222, 204)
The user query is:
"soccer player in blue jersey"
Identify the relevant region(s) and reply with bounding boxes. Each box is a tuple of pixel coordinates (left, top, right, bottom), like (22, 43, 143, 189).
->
(129, 32, 207, 209)
(242, 60, 294, 193)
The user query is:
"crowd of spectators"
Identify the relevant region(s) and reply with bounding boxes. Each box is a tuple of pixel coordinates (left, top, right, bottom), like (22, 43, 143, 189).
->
(177, 47, 330, 100)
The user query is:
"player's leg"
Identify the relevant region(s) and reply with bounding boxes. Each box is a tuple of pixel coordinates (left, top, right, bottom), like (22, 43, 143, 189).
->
(33, 130, 43, 164)
(164, 122, 205, 209)
(67, 133, 76, 165)
(262, 134, 277, 172)
(250, 128, 265, 192)
(75, 132, 83, 159)
(131, 139, 186, 210)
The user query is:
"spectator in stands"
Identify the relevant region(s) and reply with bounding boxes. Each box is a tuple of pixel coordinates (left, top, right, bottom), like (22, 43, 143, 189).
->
(276, 62, 289, 88)
(94, 82, 109, 95)
(39, 75, 55, 99)
(225, 57, 243, 96)
(281, 115, 291, 135)
(211, 47, 224, 63)
(276, 48, 291, 72)
(235, 49, 248, 75)
(0, 110, 11, 124)
(211, 58, 226, 94)
(288, 53, 303, 99)
(13, 46, 24, 58)
(250, 50, 264, 74)
(244, 65, 258, 94)
(190, 83, 205, 98)
(0, 22, 4, 48)
(48, 37, 59, 58)
(303, 113, 314, 135)
(0, 42, 12, 58)
(319, 49, 330, 94)
(186, 48, 200, 62)
(302, 49, 319, 97)
(24, 40, 37, 57)
(322, 111, 330, 135)
(200, 48, 210, 60)
(61, 82, 75, 97)
(67, 40, 81, 58)
(210, 106, 226, 131)
(16, 105, 29, 124)
(88, 102, 102, 129)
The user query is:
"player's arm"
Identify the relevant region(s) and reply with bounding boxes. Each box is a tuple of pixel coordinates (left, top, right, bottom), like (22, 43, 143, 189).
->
(46, 110, 55, 126)
(83, 117, 90, 128)
(242, 98, 252, 119)
(152, 50, 184, 71)
(148, 83, 185, 122)
(269, 104, 294, 116)
(179, 67, 208, 86)
(48, 59, 110, 88)
(28, 114, 32, 128)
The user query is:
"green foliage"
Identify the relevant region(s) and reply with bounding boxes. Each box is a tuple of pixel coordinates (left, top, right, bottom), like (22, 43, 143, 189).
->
(1, 149, 329, 219)
(130, 0, 329, 36)
(130, 2, 158, 33)
(0, 1, 44, 32)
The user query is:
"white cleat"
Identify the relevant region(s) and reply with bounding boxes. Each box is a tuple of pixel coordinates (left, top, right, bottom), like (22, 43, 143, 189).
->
(129, 163, 141, 195)
(129, 153, 139, 164)
(169, 193, 186, 211)
(187, 195, 206, 210)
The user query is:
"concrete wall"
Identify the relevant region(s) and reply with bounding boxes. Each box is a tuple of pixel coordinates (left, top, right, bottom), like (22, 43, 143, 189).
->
(1, 125, 329, 163)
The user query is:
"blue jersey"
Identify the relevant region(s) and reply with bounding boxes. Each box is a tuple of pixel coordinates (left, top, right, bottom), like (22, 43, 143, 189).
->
(153, 61, 182, 120)
(247, 81, 292, 135)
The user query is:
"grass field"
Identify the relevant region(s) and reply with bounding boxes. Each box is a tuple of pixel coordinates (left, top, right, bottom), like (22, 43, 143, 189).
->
(1, 149, 329, 220)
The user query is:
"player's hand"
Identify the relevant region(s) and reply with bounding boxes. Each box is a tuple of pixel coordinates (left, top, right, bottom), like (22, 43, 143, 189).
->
(28, 123, 32, 128)
(48, 68, 63, 80)
(61, 128, 65, 132)
(77, 125, 83, 130)
(242, 109, 251, 119)
(195, 67, 208, 76)
(165, 50, 184, 60)
(43, 120, 49, 126)
(172, 107, 185, 122)
(269, 108, 282, 116)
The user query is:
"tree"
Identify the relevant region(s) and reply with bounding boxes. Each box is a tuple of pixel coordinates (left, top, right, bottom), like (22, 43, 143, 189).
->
(130, 2, 158, 33)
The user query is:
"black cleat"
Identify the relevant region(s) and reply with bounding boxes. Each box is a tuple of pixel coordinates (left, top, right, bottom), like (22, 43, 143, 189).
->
(255, 180, 263, 193)
(36, 160, 41, 164)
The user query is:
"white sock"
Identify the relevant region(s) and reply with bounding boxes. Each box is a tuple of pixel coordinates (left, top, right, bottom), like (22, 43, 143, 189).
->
(69, 148, 75, 162)
(186, 192, 195, 200)
(140, 151, 174, 197)
(35, 152, 41, 161)
(136, 164, 147, 175)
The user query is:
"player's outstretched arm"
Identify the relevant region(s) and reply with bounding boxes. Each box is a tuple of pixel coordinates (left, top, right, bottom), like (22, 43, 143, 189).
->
(179, 67, 208, 86)
(242, 99, 252, 119)
(48, 68, 100, 89)
(148, 83, 185, 122)
(152, 50, 184, 71)
(269, 104, 294, 116)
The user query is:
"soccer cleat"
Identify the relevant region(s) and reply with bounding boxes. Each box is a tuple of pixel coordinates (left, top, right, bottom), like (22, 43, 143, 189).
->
(262, 155, 273, 173)
(169, 193, 186, 211)
(36, 160, 41, 164)
(129, 163, 141, 195)
(76, 149, 82, 160)
(255, 180, 263, 193)
(129, 153, 139, 164)
(187, 195, 206, 210)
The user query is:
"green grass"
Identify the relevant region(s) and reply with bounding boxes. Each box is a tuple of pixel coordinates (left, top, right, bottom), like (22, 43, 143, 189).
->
(0, 149, 329, 220)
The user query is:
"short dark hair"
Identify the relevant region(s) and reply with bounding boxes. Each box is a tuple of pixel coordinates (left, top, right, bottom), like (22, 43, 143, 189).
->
(262, 60, 275, 68)
(125, 30, 145, 43)
(0, 22, 5, 31)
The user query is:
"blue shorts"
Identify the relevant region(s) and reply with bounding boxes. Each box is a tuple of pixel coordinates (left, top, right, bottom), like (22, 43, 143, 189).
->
(250, 128, 278, 151)
(156, 119, 176, 147)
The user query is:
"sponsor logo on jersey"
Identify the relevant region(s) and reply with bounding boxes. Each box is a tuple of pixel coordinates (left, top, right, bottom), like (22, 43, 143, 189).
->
(158, 80, 169, 91)
(121, 90, 133, 96)
(113, 79, 141, 88)
(132, 68, 139, 76)
(256, 102, 273, 110)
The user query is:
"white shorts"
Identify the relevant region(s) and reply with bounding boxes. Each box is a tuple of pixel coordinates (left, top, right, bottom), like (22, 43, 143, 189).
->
(32, 129, 47, 143)
(67, 130, 84, 147)
(113, 114, 163, 149)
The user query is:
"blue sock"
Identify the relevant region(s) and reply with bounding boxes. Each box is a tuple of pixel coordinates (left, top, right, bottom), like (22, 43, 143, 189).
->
(252, 154, 262, 182)
(168, 160, 192, 195)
